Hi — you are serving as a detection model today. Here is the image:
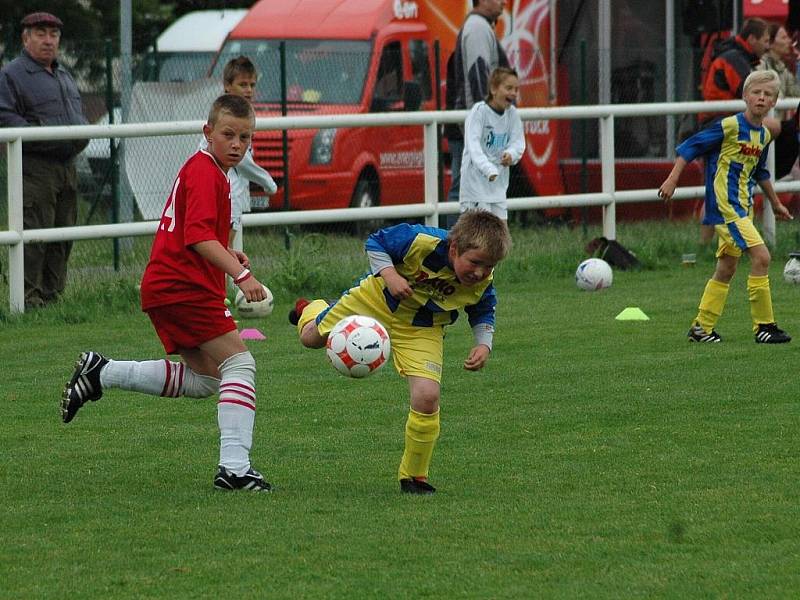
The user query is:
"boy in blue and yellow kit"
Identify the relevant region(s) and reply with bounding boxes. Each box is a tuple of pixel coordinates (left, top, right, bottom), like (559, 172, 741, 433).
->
(659, 69, 793, 343)
(289, 211, 511, 494)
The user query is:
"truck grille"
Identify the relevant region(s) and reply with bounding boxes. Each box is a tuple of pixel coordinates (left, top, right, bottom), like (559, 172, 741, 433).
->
(251, 132, 291, 178)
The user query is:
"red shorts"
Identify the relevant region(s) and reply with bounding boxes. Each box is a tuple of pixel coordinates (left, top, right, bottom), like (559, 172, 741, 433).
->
(146, 301, 236, 354)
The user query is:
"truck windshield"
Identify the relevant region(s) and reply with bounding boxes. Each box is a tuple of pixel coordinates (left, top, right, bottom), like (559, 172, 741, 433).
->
(214, 39, 372, 104)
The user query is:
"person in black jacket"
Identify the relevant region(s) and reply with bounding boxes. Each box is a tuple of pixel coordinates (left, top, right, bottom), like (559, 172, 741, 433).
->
(0, 12, 88, 309)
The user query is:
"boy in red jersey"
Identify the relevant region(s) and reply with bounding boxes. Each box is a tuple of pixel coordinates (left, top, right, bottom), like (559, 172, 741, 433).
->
(61, 94, 273, 492)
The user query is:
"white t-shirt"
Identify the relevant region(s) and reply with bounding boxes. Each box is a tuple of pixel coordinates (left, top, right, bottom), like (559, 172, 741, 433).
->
(459, 101, 524, 205)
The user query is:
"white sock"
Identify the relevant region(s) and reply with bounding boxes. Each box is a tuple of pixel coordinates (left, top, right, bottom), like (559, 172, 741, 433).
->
(100, 359, 219, 397)
(217, 352, 257, 476)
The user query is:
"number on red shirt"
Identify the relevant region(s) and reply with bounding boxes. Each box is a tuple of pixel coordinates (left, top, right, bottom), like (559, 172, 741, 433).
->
(160, 177, 180, 233)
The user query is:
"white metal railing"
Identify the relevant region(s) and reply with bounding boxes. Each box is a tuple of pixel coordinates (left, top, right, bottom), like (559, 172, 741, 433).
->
(3, 98, 800, 314)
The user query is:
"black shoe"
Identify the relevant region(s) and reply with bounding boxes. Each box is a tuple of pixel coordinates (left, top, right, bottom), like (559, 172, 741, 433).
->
(688, 323, 722, 343)
(755, 323, 791, 344)
(400, 477, 436, 495)
(61, 351, 108, 423)
(214, 466, 273, 492)
(288, 297, 310, 326)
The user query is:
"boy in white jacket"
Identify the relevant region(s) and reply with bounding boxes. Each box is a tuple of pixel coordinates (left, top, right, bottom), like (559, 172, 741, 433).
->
(459, 67, 525, 221)
(201, 56, 277, 249)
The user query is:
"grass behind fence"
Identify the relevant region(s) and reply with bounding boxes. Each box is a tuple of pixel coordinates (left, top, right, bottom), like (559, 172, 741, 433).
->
(2, 221, 799, 598)
(8, 217, 797, 320)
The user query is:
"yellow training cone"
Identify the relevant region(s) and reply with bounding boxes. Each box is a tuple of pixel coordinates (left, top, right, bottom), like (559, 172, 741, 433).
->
(615, 307, 650, 321)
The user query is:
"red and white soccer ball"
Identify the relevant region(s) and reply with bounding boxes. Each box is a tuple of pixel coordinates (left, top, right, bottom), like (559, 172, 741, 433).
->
(326, 315, 391, 378)
(575, 258, 613, 291)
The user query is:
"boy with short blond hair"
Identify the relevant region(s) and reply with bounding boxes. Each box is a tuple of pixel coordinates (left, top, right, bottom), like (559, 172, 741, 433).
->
(62, 94, 274, 492)
(289, 210, 511, 494)
(659, 69, 793, 343)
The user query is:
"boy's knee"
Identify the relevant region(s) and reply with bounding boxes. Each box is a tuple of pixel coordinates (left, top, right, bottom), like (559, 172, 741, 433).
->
(219, 351, 256, 379)
(753, 257, 770, 272)
(748, 246, 771, 272)
(714, 254, 738, 281)
(183, 372, 220, 398)
(410, 379, 441, 414)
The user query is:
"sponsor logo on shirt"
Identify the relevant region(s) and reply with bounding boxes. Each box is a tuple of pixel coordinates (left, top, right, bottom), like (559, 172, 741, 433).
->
(413, 272, 456, 300)
(484, 129, 510, 151)
(738, 143, 762, 158)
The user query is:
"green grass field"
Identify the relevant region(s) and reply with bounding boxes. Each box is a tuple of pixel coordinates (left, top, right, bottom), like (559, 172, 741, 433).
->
(2, 221, 799, 598)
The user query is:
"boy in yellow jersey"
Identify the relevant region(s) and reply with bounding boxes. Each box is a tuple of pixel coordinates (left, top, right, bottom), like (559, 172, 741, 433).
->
(659, 69, 793, 343)
(288, 211, 511, 494)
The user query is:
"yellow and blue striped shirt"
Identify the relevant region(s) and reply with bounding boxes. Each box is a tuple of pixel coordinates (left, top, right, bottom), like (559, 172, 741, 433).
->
(677, 113, 771, 224)
(362, 223, 497, 329)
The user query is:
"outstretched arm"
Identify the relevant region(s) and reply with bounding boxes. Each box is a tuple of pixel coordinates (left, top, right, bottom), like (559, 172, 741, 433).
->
(658, 157, 689, 202)
(758, 179, 794, 221)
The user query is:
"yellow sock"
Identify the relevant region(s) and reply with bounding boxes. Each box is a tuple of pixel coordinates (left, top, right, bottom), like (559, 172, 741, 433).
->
(398, 409, 440, 481)
(296, 299, 331, 335)
(695, 278, 729, 333)
(747, 275, 774, 332)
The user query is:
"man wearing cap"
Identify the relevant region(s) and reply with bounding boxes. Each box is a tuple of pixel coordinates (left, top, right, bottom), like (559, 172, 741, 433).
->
(0, 12, 88, 309)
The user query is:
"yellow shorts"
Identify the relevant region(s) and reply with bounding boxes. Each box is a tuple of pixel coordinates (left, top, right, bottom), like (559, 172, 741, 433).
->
(715, 217, 764, 258)
(317, 288, 445, 383)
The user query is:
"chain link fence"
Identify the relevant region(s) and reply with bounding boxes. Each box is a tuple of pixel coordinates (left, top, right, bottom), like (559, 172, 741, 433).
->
(1, 37, 711, 315)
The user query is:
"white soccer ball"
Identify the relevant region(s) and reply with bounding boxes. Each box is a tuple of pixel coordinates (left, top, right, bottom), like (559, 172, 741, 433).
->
(575, 258, 613, 291)
(235, 285, 274, 318)
(783, 257, 800, 284)
(326, 315, 391, 379)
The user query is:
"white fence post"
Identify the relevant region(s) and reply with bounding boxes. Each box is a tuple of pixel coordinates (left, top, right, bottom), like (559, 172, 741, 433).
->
(423, 121, 438, 228)
(7, 138, 24, 313)
(600, 114, 616, 240)
(763, 127, 777, 246)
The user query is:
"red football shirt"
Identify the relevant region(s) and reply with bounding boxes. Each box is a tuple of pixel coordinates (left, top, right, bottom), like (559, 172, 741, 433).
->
(141, 150, 231, 309)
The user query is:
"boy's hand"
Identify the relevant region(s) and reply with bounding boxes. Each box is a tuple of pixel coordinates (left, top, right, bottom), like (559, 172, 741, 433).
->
(500, 152, 513, 166)
(229, 248, 250, 269)
(382, 269, 413, 300)
(464, 344, 490, 371)
(658, 179, 677, 202)
(774, 202, 794, 221)
(238, 276, 266, 302)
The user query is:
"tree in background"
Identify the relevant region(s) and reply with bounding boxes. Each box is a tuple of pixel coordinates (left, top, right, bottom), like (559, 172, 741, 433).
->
(0, 0, 253, 81)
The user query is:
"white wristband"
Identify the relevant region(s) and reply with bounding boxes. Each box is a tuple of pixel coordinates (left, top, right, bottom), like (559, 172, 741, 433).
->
(234, 268, 251, 285)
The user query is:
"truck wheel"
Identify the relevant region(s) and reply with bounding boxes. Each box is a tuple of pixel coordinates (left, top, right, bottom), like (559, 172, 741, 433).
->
(350, 178, 377, 209)
(350, 178, 379, 233)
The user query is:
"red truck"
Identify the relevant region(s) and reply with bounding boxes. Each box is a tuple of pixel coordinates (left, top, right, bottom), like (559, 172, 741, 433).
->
(212, 1, 746, 222)
(212, 0, 562, 212)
